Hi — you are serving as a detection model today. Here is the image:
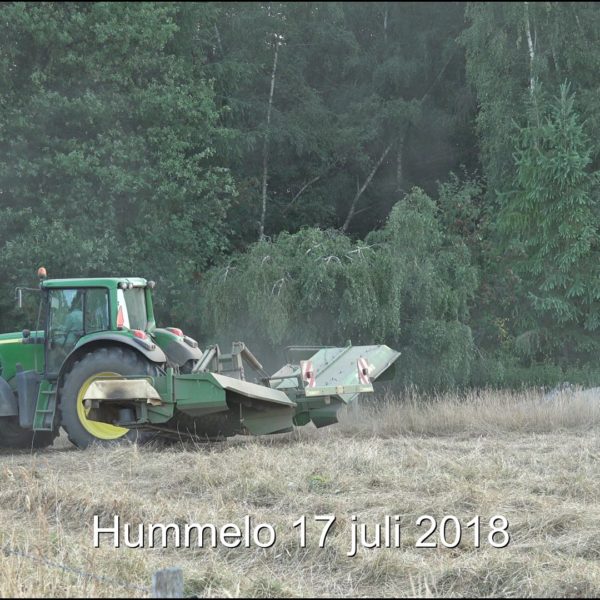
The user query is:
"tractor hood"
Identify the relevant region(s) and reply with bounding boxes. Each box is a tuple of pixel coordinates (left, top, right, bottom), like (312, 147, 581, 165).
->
(0, 332, 24, 344)
(0, 331, 44, 382)
(0, 330, 44, 344)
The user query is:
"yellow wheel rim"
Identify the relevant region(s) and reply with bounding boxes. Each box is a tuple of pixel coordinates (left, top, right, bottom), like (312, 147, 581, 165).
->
(76, 372, 129, 440)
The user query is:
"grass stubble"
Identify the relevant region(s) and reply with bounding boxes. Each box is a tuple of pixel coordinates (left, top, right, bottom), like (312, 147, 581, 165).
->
(0, 387, 599, 597)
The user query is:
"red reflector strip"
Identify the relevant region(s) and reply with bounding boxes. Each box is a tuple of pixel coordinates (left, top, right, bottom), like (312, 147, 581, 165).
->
(133, 329, 147, 339)
(116, 305, 124, 329)
(300, 360, 316, 388)
(357, 357, 371, 385)
(166, 327, 183, 337)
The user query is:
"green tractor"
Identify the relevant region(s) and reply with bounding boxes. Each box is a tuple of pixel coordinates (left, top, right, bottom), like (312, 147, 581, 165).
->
(0, 269, 399, 450)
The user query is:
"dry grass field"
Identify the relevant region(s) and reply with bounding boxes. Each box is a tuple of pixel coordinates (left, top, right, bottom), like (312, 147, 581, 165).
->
(1, 388, 600, 598)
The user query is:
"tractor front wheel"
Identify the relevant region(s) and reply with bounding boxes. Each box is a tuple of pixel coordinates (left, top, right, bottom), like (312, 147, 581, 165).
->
(59, 346, 159, 449)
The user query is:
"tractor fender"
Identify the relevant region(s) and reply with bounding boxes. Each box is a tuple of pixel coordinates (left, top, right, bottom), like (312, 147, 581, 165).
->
(162, 340, 203, 367)
(0, 376, 18, 417)
(61, 335, 167, 381)
(75, 334, 167, 363)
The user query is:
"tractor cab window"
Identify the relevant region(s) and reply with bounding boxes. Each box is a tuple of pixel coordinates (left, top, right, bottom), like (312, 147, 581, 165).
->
(46, 288, 109, 375)
(85, 288, 110, 333)
(117, 287, 147, 331)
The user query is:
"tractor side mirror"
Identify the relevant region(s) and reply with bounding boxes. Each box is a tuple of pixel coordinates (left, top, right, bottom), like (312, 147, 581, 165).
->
(16, 288, 23, 309)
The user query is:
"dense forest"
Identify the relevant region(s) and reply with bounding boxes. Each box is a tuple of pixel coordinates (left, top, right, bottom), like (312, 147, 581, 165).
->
(1, 2, 600, 389)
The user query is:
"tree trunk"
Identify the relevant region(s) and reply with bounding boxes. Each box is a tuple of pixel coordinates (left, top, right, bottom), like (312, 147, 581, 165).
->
(283, 173, 323, 215)
(524, 2, 535, 95)
(214, 24, 223, 55)
(259, 42, 279, 240)
(396, 131, 406, 194)
(342, 142, 393, 233)
(383, 5, 388, 43)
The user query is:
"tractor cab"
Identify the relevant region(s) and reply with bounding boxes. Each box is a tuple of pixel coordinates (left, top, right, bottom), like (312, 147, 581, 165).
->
(14, 270, 199, 389)
(39, 276, 156, 376)
(1, 269, 199, 448)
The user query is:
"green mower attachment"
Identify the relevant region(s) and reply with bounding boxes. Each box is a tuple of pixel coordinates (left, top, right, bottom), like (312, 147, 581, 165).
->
(83, 342, 401, 439)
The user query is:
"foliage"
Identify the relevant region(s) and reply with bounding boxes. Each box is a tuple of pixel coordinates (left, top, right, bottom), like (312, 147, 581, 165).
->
(202, 2, 476, 242)
(1, 2, 600, 389)
(470, 352, 600, 390)
(202, 187, 478, 389)
(462, 2, 600, 200)
(0, 2, 235, 332)
(496, 84, 600, 361)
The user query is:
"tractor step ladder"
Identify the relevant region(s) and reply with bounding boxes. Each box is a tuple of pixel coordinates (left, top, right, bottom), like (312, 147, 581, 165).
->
(33, 382, 58, 431)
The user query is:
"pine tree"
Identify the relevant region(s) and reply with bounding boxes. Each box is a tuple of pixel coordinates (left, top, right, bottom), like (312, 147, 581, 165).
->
(498, 84, 600, 360)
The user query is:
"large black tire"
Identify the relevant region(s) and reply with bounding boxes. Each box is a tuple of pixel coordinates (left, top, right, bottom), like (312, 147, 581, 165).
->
(0, 417, 57, 450)
(59, 346, 159, 449)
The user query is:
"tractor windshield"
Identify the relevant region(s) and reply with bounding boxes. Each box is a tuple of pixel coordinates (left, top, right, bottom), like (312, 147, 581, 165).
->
(121, 288, 148, 331)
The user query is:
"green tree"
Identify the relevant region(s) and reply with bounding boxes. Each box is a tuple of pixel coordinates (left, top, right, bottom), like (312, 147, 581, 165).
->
(497, 84, 600, 362)
(462, 2, 600, 200)
(367, 188, 478, 388)
(462, 3, 600, 374)
(202, 2, 476, 244)
(201, 187, 478, 389)
(0, 2, 234, 333)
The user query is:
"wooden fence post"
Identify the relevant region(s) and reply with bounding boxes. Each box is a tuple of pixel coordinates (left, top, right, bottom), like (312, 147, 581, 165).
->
(152, 567, 184, 598)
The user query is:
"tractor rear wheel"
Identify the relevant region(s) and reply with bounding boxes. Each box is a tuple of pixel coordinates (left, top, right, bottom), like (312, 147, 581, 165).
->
(59, 346, 159, 449)
(0, 417, 57, 449)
